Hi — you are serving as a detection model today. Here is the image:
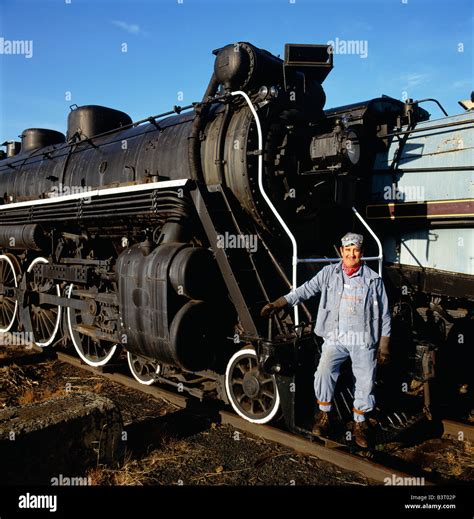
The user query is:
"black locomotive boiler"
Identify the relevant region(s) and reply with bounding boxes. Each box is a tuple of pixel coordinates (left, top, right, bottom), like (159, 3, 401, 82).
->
(0, 42, 472, 437)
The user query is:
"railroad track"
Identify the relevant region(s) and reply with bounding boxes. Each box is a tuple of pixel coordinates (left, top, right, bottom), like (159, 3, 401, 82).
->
(3, 344, 473, 486)
(47, 348, 445, 484)
(54, 350, 422, 484)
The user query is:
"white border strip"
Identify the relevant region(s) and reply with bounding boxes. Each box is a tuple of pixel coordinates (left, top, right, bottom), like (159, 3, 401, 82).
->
(0, 179, 189, 211)
(0, 254, 18, 333)
(27, 256, 62, 347)
(352, 206, 383, 277)
(231, 90, 299, 326)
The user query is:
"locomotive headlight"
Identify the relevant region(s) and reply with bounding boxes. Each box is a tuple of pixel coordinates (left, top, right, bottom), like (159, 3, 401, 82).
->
(258, 85, 269, 100)
(343, 129, 361, 166)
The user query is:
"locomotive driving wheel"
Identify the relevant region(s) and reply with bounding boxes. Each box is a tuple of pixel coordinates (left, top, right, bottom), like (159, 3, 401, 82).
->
(127, 352, 161, 386)
(0, 254, 20, 333)
(66, 283, 120, 367)
(25, 257, 62, 347)
(225, 348, 280, 424)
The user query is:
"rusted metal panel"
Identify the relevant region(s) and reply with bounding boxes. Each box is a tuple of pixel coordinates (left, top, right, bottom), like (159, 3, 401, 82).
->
(373, 112, 474, 203)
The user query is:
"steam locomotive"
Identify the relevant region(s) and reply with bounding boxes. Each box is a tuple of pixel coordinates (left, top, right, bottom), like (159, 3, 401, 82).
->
(0, 42, 472, 439)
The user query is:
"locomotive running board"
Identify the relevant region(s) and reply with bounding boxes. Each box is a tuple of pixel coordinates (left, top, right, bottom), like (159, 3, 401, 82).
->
(0, 179, 189, 210)
(0, 179, 190, 224)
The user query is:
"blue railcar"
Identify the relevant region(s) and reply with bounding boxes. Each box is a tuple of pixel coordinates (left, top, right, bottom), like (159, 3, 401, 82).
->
(368, 109, 473, 299)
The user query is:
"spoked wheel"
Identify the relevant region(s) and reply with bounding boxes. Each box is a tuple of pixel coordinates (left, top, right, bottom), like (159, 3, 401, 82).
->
(26, 257, 61, 347)
(225, 347, 280, 424)
(127, 352, 161, 386)
(66, 284, 121, 367)
(0, 254, 20, 333)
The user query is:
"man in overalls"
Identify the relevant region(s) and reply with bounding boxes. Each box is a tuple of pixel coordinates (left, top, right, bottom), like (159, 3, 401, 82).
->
(261, 232, 391, 448)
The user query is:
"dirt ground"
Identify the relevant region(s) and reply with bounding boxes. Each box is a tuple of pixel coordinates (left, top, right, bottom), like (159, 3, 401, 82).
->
(0, 343, 372, 486)
(0, 343, 472, 486)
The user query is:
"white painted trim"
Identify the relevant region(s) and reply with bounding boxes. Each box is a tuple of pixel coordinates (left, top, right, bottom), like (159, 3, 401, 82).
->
(231, 90, 299, 326)
(66, 283, 119, 367)
(0, 179, 189, 211)
(225, 347, 280, 424)
(26, 256, 62, 347)
(0, 254, 18, 333)
(351, 206, 383, 277)
(127, 351, 159, 386)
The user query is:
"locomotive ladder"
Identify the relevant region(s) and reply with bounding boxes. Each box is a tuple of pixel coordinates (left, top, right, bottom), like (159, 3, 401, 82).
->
(190, 182, 277, 339)
(231, 91, 384, 329)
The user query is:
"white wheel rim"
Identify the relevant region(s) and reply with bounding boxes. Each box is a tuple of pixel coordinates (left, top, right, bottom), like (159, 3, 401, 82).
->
(0, 254, 18, 333)
(27, 257, 61, 347)
(66, 283, 118, 367)
(225, 348, 280, 424)
(127, 351, 159, 386)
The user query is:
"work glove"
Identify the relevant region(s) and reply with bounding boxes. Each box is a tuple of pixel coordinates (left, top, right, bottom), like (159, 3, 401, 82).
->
(260, 296, 287, 318)
(377, 336, 391, 365)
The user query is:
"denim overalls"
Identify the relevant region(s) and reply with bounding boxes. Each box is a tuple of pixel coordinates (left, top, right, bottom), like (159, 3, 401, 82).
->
(314, 269, 377, 422)
(284, 262, 391, 422)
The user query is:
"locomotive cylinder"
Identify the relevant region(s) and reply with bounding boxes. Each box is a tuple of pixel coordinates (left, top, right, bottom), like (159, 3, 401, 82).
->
(116, 243, 230, 371)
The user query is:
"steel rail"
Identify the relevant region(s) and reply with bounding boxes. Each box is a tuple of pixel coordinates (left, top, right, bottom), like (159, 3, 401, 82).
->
(46, 349, 435, 485)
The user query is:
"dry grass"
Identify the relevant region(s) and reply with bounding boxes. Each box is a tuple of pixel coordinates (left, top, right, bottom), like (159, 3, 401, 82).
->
(17, 389, 36, 405)
(87, 436, 192, 486)
(87, 466, 113, 486)
(445, 451, 457, 464)
(463, 441, 474, 455)
(450, 465, 464, 476)
(158, 433, 191, 452)
(17, 387, 67, 405)
(444, 451, 463, 476)
(91, 382, 104, 393)
(0, 364, 41, 407)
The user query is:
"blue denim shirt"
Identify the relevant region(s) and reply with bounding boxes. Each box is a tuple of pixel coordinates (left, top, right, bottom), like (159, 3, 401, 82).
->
(284, 262, 391, 348)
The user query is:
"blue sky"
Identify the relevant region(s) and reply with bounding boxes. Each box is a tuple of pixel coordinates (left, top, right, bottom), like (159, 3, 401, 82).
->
(0, 0, 472, 141)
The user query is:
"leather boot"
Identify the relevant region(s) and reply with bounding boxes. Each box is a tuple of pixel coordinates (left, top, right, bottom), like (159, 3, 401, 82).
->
(312, 411, 331, 437)
(352, 420, 370, 448)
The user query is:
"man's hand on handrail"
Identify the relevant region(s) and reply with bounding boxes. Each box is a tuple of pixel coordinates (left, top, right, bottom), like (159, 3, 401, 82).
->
(260, 296, 287, 318)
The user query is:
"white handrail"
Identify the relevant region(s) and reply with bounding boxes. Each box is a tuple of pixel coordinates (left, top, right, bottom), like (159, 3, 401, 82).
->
(352, 206, 383, 277)
(298, 207, 383, 277)
(298, 256, 381, 263)
(231, 90, 299, 326)
(229, 92, 384, 330)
